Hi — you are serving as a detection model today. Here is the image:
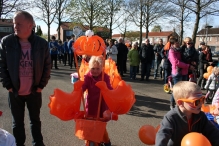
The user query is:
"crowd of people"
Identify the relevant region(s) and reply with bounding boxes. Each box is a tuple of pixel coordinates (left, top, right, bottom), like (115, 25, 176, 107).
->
(1, 10, 219, 146)
(105, 36, 217, 109)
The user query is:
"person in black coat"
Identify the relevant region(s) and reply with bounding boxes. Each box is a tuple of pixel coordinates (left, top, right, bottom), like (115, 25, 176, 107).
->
(116, 37, 128, 77)
(181, 37, 199, 79)
(139, 38, 154, 81)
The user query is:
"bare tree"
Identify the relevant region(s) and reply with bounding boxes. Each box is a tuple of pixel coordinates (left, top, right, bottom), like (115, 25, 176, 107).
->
(168, 0, 192, 43)
(31, 0, 58, 41)
(0, 0, 31, 18)
(185, 0, 219, 43)
(67, 0, 108, 30)
(104, 0, 125, 39)
(128, 0, 171, 46)
(54, 0, 71, 40)
(117, 12, 132, 41)
(127, 0, 144, 46)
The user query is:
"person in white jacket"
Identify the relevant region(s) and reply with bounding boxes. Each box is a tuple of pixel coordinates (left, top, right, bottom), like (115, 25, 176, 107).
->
(106, 39, 118, 62)
(205, 67, 219, 103)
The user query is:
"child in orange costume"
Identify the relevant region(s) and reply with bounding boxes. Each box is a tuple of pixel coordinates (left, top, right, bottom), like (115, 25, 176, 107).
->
(82, 55, 112, 146)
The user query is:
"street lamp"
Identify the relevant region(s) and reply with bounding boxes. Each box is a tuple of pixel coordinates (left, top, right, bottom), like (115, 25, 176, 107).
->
(205, 25, 213, 45)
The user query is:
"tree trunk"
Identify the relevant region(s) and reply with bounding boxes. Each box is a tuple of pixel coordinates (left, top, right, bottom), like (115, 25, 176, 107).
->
(47, 25, 50, 42)
(192, 0, 201, 44)
(180, 18, 184, 44)
(0, 0, 3, 18)
(109, 12, 113, 39)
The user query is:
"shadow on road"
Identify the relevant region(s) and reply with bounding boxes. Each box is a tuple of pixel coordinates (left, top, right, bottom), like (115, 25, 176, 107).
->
(128, 94, 169, 119)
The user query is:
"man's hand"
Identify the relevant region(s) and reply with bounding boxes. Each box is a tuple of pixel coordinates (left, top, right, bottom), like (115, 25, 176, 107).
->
(36, 88, 42, 93)
(8, 88, 13, 92)
(209, 62, 213, 65)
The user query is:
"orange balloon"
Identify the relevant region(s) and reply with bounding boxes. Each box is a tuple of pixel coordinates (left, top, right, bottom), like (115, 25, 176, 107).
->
(48, 80, 84, 121)
(139, 125, 156, 145)
(203, 73, 209, 79)
(207, 66, 213, 73)
(73, 35, 106, 56)
(95, 80, 136, 115)
(181, 132, 211, 146)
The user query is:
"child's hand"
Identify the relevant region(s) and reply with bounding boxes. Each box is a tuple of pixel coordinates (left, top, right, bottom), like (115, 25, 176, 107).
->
(103, 110, 111, 121)
(103, 110, 118, 121)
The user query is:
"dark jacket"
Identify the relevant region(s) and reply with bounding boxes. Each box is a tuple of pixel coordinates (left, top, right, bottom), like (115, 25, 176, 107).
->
(161, 48, 171, 70)
(139, 43, 154, 64)
(198, 52, 211, 70)
(0, 33, 51, 94)
(181, 46, 199, 69)
(116, 43, 128, 61)
(155, 106, 219, 146)
(153, 44, 164, 61)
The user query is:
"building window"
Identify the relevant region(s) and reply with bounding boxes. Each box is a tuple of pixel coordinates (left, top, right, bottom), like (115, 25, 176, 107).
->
(209, 37, 212, 41)
(199, 37, 202, 41)
(65, 30, 73, 36)
(0, 27, 13, 33)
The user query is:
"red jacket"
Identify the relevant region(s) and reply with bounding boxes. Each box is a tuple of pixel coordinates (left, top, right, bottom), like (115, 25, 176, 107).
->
(82, 72, 113, 118)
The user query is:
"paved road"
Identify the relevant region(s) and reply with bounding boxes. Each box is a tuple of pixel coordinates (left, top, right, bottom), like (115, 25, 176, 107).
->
(0, 63, 172, 146)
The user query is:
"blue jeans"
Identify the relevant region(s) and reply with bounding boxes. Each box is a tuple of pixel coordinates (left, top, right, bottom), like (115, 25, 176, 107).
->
(8, 92, 44, 146)
(130, 65, 137, 79)
(170, 74, 188, 102)
(154, 59, 161, 78)
(164, 68, 171, 84)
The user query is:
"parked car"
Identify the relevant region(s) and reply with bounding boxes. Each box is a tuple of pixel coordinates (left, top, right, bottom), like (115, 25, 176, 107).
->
(213, 51, 219, 57)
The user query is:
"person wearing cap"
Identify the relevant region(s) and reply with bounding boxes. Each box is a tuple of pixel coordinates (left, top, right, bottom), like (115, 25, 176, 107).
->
(198, 42, 205, 54)
(49, 35, 59, 69)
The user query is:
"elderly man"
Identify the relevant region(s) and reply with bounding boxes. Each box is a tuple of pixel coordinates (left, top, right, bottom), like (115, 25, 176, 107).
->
(153, 39, 164, 79)
(0, 11, 51, 146)
(116, 37, 128, 77)
(139, 38, 154, 81)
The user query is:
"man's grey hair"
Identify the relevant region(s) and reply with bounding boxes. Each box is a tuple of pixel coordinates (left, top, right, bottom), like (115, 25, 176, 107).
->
(14, 10, 34, 25)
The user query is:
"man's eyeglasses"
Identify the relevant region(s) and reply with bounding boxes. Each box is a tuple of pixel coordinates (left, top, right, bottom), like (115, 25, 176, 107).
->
(178, 96, 205, 107)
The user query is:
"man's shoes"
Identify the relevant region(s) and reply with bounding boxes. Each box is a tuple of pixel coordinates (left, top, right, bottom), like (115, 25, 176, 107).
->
(153, 77, 157, 79)
(55, 67, 59, 69)
(139, 79, 144, 81)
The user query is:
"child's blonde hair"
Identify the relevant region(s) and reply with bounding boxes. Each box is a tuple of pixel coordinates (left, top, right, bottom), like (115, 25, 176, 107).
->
(88, 55, 104, 69)
(213, 67, 219, 75)
(173, 81, 201, 102)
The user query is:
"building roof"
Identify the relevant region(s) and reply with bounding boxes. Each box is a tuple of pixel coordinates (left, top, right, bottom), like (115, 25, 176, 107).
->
(60, 22, 109, 32)
(146, 31, 173, 37)
(112, 31, 174, 38)
(197, 28, 219, 35)
(0, 19, 13, 26)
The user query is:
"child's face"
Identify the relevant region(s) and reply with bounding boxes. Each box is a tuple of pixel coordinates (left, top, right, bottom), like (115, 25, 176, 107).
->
(90, 63, 102, 77)
(173, 42, 180, 48)
(178, 93, 204, 115)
